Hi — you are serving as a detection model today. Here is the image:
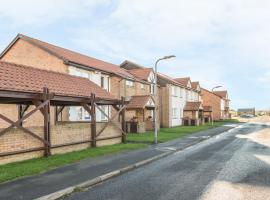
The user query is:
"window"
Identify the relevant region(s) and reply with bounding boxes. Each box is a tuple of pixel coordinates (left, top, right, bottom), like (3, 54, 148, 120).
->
(84, 108, 90, 120)
(126, 80, 134, 87)
(180, 88, 183, 98)
(141, 83, 145, 89)
(100, 106, 107, 121)
(172, 86, 178, 96)
(172, 108, 178, 118)
(101, 76, 104, 88)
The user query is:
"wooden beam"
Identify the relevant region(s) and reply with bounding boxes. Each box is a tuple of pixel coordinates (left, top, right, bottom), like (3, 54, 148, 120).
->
(0, 100, 49, 137)
(33, 100, 46, 116)
(121, 97, 127, 143)
(0, 113, 49, 145)
(95, 103, 109, 120)
(18, 104, 30, 126)
(96, 104, 126, 138)
(90, 93, 96, 147)
(43, 87, 51, 157)
(55, 106, 65, 123)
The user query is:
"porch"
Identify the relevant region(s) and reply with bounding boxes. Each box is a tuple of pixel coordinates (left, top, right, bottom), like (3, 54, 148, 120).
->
(183, 102, 204, 126)
(125, 95, 156, 133)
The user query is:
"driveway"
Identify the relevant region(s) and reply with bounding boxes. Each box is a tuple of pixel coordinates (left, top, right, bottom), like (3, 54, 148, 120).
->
(64, 120, 270, 200)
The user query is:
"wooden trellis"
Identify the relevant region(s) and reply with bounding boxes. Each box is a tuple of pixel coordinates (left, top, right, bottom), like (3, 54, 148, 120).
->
(0, 88, 126, 158)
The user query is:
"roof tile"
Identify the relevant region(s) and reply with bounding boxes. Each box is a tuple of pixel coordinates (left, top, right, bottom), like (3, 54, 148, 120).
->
(126, 95, 153, 109)
(0, 61, 115, 100)
(17, 34, 134, 79)
(184, 101, 203, 111)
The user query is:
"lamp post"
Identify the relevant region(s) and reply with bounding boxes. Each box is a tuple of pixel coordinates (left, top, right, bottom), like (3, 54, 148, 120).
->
(212, 86, 222, 92)
(211, 86, 222, 126)
(154, 55, 176, 144)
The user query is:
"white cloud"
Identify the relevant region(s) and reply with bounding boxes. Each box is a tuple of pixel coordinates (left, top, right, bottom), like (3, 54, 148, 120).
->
(1, 0, 270, 108)
(0, 0, 110, 26)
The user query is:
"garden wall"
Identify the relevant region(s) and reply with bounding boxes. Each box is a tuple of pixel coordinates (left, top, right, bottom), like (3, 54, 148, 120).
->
(0, 122, 122, 165)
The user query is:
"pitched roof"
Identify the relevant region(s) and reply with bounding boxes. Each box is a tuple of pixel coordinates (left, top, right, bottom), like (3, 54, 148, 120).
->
(203, 106, 212, 112)
(191, 81, 200, 90)
(0, 61, 115, 100)
(213, 91, 228, 99)
(120, 60, 145, 70)
(184, 101, 203, 111)
(174, 77, 191, 87)
(128, 68, 152, 81)
(126, 95, 154, 109)
(201, 88, 223, 99)
(1, 34, 134, 79)
(157, 72, 185, 87)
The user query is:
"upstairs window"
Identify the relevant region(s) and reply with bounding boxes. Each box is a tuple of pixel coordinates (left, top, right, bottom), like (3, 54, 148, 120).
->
(180, 88, 183, 98)
(126, 80, 134, 87)
(172, 86, 178, 96)
(101, 76, 105, 88)
(141, 83, 145, 89)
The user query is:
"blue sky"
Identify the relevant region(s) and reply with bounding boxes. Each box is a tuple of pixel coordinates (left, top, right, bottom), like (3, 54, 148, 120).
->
(0, 0, 269, 110)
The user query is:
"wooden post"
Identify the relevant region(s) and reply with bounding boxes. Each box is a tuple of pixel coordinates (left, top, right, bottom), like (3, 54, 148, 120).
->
(43, 87, 51, 157)
(18, 104, 29, 127)
(121, 97, 126, 143)
(54, 106, 58, 125)
(18, 104, 23, 127)
(90, 93, 97, 147)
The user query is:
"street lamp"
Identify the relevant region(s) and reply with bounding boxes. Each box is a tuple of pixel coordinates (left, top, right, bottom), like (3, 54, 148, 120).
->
(212, 86, 222, 92)
(211, 85, 222, 126)
(154, 55, 176, 144)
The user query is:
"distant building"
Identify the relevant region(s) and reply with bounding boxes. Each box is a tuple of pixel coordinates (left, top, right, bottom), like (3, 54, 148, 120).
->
(237, 108, 255, 116)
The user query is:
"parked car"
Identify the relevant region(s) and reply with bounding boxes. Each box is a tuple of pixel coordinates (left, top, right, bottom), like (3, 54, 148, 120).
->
(240, 114, 254, 118)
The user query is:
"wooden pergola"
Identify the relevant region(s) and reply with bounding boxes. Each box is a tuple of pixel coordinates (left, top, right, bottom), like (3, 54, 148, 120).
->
(0, 88, 126, 158)
(0, 61, 127, 158)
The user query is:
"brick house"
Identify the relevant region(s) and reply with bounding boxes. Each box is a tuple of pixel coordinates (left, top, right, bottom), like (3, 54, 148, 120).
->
(157, 73, 187, 127)
(174, 77, 204, 126)
(201, 88, 230, 120)
(213, 90, 230, 119)
(120, 60, 158, 132)
(0, 34, 150, 129)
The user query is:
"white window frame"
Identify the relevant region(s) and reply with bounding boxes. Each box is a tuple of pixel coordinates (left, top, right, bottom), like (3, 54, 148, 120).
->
(172, 86, 178, 96)
(172, 108, 178, 119)
(100, 105, 107, 121)
(100, 76, 105, 88)
(126, 80, 134, 87)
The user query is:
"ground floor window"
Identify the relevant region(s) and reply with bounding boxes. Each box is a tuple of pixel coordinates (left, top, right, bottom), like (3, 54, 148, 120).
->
(69, 106, 90, 121)
(172, 108, 178, 119)
(100, 105, 107, 121)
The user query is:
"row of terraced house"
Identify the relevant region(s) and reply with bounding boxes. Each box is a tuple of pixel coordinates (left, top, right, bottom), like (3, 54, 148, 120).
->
(0, 34, 230, 164)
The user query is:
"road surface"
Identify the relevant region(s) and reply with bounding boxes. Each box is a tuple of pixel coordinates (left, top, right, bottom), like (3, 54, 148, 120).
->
(65, 119, 270, 200)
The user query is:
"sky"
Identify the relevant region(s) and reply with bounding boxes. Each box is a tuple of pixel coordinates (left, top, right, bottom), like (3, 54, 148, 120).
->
(0, 0, 269, 110)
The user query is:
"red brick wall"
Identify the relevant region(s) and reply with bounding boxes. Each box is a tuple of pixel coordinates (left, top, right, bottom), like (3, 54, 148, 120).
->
(201, 88, 222, 120)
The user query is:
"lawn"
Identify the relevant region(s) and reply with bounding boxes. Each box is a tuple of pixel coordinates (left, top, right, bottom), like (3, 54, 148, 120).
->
(0, 143, 147, 184)
(127, 119, 239, 143)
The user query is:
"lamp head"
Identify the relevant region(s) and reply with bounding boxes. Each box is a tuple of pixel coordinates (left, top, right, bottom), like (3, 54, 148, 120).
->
(162, 55, 176, 60)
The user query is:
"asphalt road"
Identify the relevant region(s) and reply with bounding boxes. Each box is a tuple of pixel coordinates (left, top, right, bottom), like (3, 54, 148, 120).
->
(65, 122, 270, 200)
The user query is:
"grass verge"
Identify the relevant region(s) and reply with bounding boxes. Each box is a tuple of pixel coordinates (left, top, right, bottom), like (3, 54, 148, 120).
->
(127, 120, 239, 143)
(0, 143, 147, 184)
